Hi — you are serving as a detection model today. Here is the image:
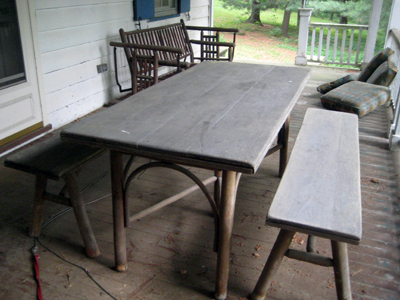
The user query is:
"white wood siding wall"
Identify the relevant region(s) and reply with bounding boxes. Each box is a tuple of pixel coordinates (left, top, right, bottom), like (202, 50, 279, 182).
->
(33, 0, 211, 129)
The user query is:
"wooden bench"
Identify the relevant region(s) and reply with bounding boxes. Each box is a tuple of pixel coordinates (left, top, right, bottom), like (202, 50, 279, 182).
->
(251, 108, 362, 300)
(4, 135, 105, 258)
(110, 19, 238, 94)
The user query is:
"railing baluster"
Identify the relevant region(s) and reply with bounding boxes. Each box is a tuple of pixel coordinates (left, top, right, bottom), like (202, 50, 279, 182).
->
(310, 27, 316, 60)
(325, 28, 331, 63)
(318, 27, 323, 61)
(340, 29, 346, 64)
(333, 29, 338, 63)
(348, 29, 354, 64)
(355, 29, 363, 65)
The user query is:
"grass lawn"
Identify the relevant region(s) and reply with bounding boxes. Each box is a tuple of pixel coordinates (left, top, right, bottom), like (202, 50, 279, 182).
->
(212, 0, 347, 63)
(213, 0, 302, 61)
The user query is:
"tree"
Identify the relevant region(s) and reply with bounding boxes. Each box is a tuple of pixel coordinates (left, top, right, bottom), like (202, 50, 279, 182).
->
(220, 0, 388, 37)
(309, 0, 378, 25)
(339, 0, 348, 24)
(281, 0, 301, 36)
(221, 0, 264, 24)
(220, 0, 302, 32)
(248, 0, 262, 24)
(282, 5, 292, 36)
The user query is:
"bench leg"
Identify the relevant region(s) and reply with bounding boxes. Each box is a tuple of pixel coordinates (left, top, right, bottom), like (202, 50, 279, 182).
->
(64, 173, 100, 258)
(331, 240, 352, 300)
(59, 168, 82, 197)
(278, 116, 290, 178)
(29, 175, 48, 237)
(307, 235, 317, 252)
(251, 229, 296, 300)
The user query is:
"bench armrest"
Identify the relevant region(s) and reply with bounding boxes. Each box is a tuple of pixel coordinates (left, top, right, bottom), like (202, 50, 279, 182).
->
(185, 25, 239, 33)
(110, 41, 184, 55)
(189, 40, 236, 48)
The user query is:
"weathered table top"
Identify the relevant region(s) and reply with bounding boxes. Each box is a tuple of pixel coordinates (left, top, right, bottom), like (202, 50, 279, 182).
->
(61, 61, 310, 174)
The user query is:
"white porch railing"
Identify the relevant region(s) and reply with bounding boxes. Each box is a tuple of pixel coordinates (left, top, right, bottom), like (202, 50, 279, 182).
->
(308, 23, 369, 66)
(296, 8, 368, 67)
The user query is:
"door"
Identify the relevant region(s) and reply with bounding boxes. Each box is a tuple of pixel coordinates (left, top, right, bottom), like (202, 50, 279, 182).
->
(0, 0, 45, 147)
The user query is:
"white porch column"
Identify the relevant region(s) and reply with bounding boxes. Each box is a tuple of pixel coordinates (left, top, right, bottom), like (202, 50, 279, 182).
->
(295, 8, 313, 66)
(362, 0, 383, 69)
(210, 0, 214, 27)
(386, 0, 400, 38)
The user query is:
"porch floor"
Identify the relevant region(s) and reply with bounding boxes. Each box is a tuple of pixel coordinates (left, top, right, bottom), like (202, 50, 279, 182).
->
(1, 62, 399, 300)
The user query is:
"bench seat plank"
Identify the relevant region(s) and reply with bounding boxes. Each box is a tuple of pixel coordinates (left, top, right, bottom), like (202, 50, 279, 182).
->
(5, 136, 104, 180)
(266, 108, 362, 245)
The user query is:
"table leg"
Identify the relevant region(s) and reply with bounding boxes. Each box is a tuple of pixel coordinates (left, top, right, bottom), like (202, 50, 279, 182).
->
(278, 116, 290, 178)
(215, 170, 237, 300)
(214, 170, 222, 209)
(110, 150, 128, 272)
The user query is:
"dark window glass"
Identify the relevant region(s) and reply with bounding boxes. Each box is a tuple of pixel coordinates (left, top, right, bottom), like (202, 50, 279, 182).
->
(0, 0, 26, 89)
(155, 0, 178, 18)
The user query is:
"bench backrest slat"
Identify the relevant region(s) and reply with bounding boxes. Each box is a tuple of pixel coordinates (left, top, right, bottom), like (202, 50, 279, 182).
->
(267, 108, 362, 245)
(160, 27, 173, 60)
(120, 22, 193, 63)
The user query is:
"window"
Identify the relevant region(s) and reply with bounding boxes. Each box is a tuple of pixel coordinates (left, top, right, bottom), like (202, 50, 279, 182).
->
(134, 0, 190, 21)
(0, 0, 26, 89)
(155, 0, 177, 18)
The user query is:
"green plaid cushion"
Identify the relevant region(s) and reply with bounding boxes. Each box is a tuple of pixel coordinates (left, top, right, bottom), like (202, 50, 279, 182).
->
(317, 47, 395, 95)
(317, 73, 359, 94)
(321, 81, 391, 117)
(366, 59, 397, 87)
(358, 47, 394, 82)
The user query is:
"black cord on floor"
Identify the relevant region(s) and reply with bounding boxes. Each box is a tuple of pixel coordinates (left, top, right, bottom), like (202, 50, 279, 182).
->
(34, 238, 118, 300)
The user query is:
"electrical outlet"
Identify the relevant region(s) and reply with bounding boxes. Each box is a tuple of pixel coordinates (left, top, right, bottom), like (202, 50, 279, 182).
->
(97, 63, 108, 73)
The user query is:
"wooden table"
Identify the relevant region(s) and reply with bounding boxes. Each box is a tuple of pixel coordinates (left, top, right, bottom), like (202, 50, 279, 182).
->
(61, 61, 310, 300)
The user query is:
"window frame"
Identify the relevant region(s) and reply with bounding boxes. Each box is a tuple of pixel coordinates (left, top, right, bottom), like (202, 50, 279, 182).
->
(134, 0, 190, 21)
(154, 0, 177, 18)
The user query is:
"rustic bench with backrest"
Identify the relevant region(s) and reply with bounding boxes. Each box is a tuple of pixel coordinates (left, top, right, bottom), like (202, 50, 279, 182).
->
(4, 135, 105, 258)
(110, 19, 238, 94)
(251, 108, 362, 300)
